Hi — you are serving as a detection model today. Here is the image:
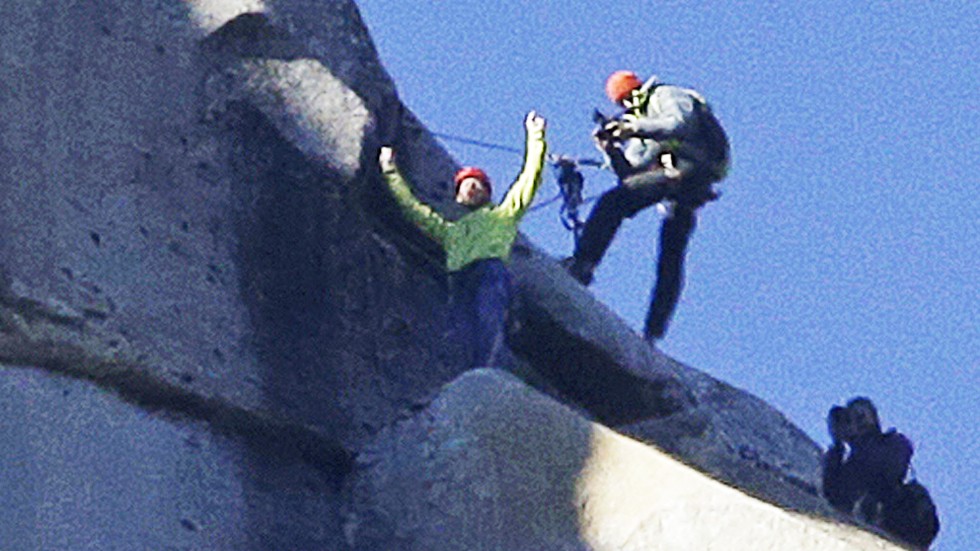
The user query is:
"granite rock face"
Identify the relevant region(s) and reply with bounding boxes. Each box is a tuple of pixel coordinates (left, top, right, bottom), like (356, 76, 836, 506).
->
(351, 369, 903, 551)
(0, 365, 343, 550)
(0, 1, 905, 549)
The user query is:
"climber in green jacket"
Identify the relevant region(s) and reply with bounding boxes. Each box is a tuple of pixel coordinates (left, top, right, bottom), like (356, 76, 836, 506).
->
(379, 111, 548, 367)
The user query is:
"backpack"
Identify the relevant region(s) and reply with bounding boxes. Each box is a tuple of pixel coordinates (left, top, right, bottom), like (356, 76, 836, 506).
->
(691, 98, 730, 179)
(881, 479, 940, 549)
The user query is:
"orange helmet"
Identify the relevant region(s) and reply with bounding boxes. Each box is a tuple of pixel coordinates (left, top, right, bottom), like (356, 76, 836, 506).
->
(454, 167, 491, 195)
(605, 70, 643, 103)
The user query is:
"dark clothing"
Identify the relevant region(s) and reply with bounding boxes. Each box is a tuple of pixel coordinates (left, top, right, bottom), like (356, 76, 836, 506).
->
(824, 429, 940, 548)
(646, 205, 696, 340)
(573, 181, 698, 340)
(881, 480, 940, 549)
(823, 429, 913, 521)
(574, 174, 673, 266)
(573, 79, 727, 340)
(823, 444, 862, 513)
(450, 259, 512, 367)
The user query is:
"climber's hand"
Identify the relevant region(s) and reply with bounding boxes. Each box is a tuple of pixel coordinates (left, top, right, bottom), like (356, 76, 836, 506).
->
(379, 146, 396, 172)
(617, 119, 640, 139)
(525, 111, 547, 133)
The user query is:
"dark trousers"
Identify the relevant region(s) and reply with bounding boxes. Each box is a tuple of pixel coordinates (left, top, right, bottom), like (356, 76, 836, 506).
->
(449, 259, 512, 367)
(574, 159, 709, 339)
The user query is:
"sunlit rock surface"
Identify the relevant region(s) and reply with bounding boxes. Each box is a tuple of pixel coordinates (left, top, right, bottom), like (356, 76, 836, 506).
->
(352, 369, 903, 551)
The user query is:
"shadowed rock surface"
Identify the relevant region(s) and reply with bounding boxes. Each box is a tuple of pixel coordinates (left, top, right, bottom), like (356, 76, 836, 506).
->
(0, 1, 909, 549)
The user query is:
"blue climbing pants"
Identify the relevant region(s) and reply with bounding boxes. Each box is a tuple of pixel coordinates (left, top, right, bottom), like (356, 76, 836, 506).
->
(449, 258, 513, 367)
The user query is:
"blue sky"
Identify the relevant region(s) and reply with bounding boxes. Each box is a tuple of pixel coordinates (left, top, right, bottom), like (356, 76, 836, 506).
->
(355, 2, 978, 548)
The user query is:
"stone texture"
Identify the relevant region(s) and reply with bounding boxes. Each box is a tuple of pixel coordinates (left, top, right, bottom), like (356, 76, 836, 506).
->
(509, 244, 831, 514)
(0, 0, 465, 457)
(351, 369, 904, 551)
(0, 365, 346, 551)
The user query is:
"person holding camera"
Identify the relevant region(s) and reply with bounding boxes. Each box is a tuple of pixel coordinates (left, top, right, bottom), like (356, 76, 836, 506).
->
(822, 397, 938, 548)
(823, 397, 913, 519)
(564, 70, 730, 342)
(379, 111, 548, 368)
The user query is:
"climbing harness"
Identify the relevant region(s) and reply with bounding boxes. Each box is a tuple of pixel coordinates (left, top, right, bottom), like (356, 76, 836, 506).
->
(550, 156, 604, 244)
(553, 158, 584, 237)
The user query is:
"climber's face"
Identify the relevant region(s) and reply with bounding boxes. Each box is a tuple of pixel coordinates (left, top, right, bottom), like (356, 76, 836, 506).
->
(456, 177, 490, 207)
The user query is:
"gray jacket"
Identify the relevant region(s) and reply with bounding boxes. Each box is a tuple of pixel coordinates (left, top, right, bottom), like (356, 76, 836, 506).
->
(621, 77, 729, 180)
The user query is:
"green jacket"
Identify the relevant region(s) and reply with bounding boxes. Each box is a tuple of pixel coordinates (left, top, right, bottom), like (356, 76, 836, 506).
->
(383, 128, 547, 272)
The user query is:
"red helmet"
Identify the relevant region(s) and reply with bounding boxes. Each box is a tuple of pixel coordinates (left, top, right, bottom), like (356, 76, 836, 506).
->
(454, 166, 491, 195)
(605, 70, 643, 103)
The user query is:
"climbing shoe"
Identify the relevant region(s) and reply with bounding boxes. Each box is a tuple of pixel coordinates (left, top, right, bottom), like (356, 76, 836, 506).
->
(561, 257, 596, 286)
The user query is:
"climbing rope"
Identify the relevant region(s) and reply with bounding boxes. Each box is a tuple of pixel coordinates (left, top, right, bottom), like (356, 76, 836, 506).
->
(430, 132, 524, 156)
(431, 130, 609, 243)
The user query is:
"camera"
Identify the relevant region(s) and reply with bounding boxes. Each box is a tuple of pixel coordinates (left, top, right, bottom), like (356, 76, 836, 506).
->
(830, 405, 849, 425)
(828, 405, 851, 443)
(591, 109, 622, 142)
